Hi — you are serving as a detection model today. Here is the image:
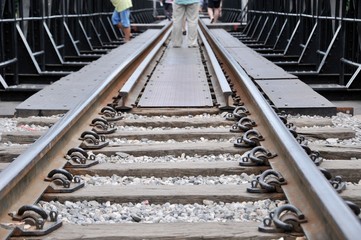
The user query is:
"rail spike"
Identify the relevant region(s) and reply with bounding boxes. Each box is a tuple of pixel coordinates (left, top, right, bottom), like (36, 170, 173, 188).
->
(259, 204, 307, 235)
(300, 145, 323, 166)
(99, 106, 124, 121)
(239, 146, 277, 166)
(234, 129, 264, 148)
(309, 151, 323, 166)
(345, 201, 361, 217)
(230, 117, 257, 133)
(286, 122, 298, 138)
(44, 168, 84, 193)
(247, 169, 286, 193)
(232, 106, 250, 120)
(79, 130, 109, 150)
(223, 104, 247, 121)
(8, 204, 62, 237)
(64, 147, 98, 168)
(90, 117, 117, 134)
(319, 168, 346, 193)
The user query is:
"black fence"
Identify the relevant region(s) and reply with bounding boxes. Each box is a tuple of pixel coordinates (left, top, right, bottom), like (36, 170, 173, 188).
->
(0, 0, 156, 93)
(4, 0, 361, 97)
(221, 0, 361, 91)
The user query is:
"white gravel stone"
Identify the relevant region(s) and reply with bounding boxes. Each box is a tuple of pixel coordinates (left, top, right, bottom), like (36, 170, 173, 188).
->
(0, 115, 61, 143)
(38, 199, 285, 224)
(93, 153, 241, 164)
(290, 112, 361, 146)
(108, 137, 235, 145)
(82, 174, 256, 186)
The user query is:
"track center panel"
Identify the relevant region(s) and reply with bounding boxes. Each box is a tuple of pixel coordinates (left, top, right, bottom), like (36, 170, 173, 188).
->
(138, 45, 213, 107)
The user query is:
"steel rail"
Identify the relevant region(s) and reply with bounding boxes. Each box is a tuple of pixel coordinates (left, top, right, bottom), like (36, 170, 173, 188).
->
(119, 28, 172, 109)
(0, 24, 171, 239)
(197, 26, 233, 109)
(199, 20, 361, 239)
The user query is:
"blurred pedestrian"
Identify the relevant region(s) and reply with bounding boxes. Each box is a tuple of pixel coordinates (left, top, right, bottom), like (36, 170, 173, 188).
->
(163, 0, 173, 20)
(172, 0, 200, 48)
(202, 0, 208, 12)
(111, 0, 133, 42)
(208, 0, 222, 23)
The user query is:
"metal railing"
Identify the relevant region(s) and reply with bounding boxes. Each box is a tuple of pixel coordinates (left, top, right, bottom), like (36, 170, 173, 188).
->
(0, 0, 156, 90)
(222, 0, 361, 90)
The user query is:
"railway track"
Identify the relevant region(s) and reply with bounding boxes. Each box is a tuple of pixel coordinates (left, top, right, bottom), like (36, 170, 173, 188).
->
(1, 21, 361, 239)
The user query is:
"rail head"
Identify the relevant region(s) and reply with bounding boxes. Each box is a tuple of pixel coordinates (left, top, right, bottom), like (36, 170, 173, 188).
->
(119, 28, 172, 109)
(198, 25, 233, 109)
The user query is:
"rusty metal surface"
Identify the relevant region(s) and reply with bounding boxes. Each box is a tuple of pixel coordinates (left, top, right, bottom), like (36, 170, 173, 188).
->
(15, 30, 163, 117)
(138, 46, 213, 107)
(256, 79, 337, 116)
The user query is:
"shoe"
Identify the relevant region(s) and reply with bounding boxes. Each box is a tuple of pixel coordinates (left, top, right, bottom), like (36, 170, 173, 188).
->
(173, 45, 181, 48)
(182, 31, 187, 35)
(188, 45, 197, 48)
(210, 18, 214, 23)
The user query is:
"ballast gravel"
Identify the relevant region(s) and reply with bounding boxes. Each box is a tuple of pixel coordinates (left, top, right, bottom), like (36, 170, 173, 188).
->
(38, 199, 286, 224)
(305, 113, 361, 145)
(108, 137, 236, 145)
(94, 153, 241, 164)
(1, 112, 359, 228)
(83, 173, 256, 186)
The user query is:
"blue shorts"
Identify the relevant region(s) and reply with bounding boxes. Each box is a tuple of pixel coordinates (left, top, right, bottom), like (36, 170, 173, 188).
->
(112, 9, 131, 28)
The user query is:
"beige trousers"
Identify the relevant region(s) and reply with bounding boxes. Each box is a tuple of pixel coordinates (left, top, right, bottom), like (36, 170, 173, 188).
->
(172, 3, 199, 47)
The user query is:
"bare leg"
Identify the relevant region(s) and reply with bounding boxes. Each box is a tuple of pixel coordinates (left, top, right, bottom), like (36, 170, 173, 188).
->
(117, 23, 131, 42)
(207, 7, 214, 22)
(213, 7, 220, 23)
(123, 27, 131, 42)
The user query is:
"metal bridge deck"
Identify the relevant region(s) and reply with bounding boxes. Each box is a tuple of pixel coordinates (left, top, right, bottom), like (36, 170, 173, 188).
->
(210, 29, 336, 116)
(138, 44, 213, 107)
(15, 30, 164, 117)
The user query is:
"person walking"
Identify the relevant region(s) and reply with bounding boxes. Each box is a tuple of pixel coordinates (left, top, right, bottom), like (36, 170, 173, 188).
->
(110, 0, 133, 42)
(162, 0, 173, 20)
(208, 0, 222, 23)
(172, 0, 200, 48)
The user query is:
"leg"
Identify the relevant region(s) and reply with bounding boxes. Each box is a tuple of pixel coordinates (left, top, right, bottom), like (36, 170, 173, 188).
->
(212, 1, 221, 23)
(164, 3, 171, 20)
(182, 16, 187, 35)
(207, 7, 214, 22)
(123, 27, 131, 42)
(120, 9, 132, 42)
(213, 7, 220, 23)
(186, 3, 199, 47)
(172, 3, 186, 47)
(169, 3, 173, 18)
